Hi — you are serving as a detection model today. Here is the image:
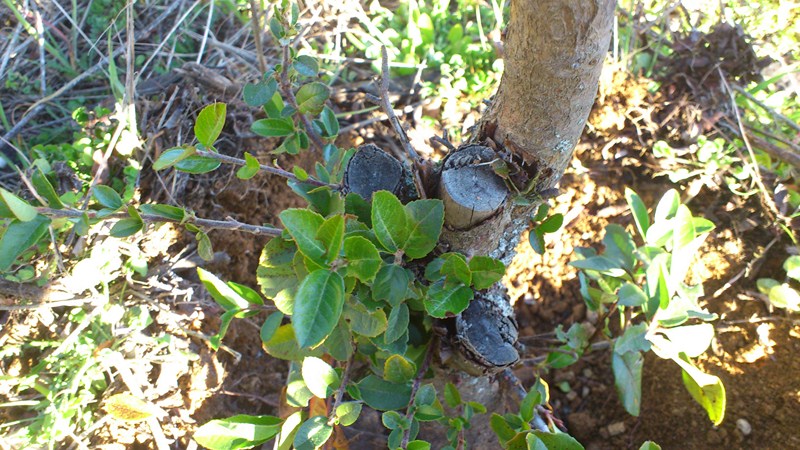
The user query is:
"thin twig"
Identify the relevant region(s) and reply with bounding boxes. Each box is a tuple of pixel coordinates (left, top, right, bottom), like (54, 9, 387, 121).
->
(196, 0, 214, 64)
(36, 207, 283, 237)
(379, 46, 427, 198)
(194, 149, 339, 189)
(249, 0, 268, 73)
(400, 339, 436, 449)
(277, 45, 325, 152)
(328, 343, 356, 426)
(732, 84, 800, 135)
(32, 5, 45, 95)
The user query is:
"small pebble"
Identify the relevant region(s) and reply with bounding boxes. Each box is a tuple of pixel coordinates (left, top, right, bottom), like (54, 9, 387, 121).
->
(582, 368, 594, 378)
(581, 386, 590, 397)
(736, 418, 752, 436)
(566, 391, 578, 401)
(607, 421, 626, 436)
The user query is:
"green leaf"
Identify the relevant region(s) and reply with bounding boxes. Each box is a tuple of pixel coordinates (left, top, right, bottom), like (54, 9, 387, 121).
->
(784, 255, 800, 281)
(110, 216, 143, 237)
(767, 283, 800, 311)
(195, 103, 227, 147)
(469, 256, 505, 290)
(538, 213, 564, 233)
(444, 382, 461, 408)
(371, 191, 409, 253)
(603, 224, 636, 271)
(293, 270, 345, 348)
(612, 350, 643, 416)
(0, 216, 50, 271)
(490, 414, 516, 444)
(293, 55, 319, 77)
(385, 303, 409, 344)
(243, 78, 278, 107)
(381, 411, 403, 430)
(343, 301, 388, 337)
(301, 356, 340, 398)
(532, 203, 550, 222)
(197, 267, 253, 310)
(252, 118, 295, 137)
(372, 264, 409, 307)
(529, 229, 546, 254)
(153, 146, 195, 171)
(174, 156, 221, 174)
(343, 236, 381, 282)
(280, 208, 326, 263)
(654, 189, 680, 222)
(356, 375, 411, 411)
(440, 253, 471, 286)
(625, 187, 650, 238)
(0, 188, 37, 222)
(293, 416, 333, 450)
(407, 440, 431, 450)
(237, 152, 260, 180)
(335, 402, 362, 427)
(263, 324, 322, 360)
(320, 106, 339, 138)
(569, 256, 626, 277)
(403, 199, 444, 259)
(654, 324, 713, 358)
(93, 185, 123, 211)
(618, 282, 647, 307)
(345, 193, 371, 226)
(139, 204, 186, 221)
(323, 318, 354, 361)
(260, 312, 284, 344)
(674, 354, 726, 426)
(384, 355, 416, 383)
(424, 282, 473, 318)
(257, 238, 298, 314)
(295, 82, 330, 115)
(31, 169, 63, 209)
(639, 441, 662, 450)
(275, 411, 303, 450)
(528, 431, 585, 450)
(193, 415, 282, 450)
(614, 323, 650, 354)
(286, 364, 313, 407)
(316, 215, 344, 264)
(293, 166, 309, 181)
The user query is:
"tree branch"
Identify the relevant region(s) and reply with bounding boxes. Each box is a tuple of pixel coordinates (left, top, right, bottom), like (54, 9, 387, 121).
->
(195, 149, 339, 189)
(36, 207, 282, 237)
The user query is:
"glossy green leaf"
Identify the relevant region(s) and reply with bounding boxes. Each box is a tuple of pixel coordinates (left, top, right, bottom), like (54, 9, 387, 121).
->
(256, 237, 299, 314)
(0, 216, 50, 271)
(319, 106, 339, 138)
(639, 441, 662, 450)
(243, 78, 278, 107)
(569, 256, 626, 277)
(385, 303, 409, 344)
(198, 267, 252, 311)
(193, 414, 282, 450)
(316, 215, 344, 264)
(296, 82, 330, 115)
(784, 256, 800, 281)
(236, 152, 260, 180)
(344, 236, 381, 282)
(293, 416, 333, 450)
(110, 216, 143, 237)
(654, 189, 680, 222)
(614, 323, 650, 354)
(383, 354, 417, 383)
(372, 191, 409, 253)
(301, 356, 340, 398)
(286, 364, 313, 407)
(175, 156, 221, 174)
(655, 324, 714, 358)
(625, 187, 650, 238)
(440, 253, 471, 286)
(403, 199, 444, 259)
(528, 431, 585, 450)
(618, 282, 647, 307)
(0, 188, 37, 222)
(335, 402, 362, 427)
(252, 118, 295, 137)
(197, 230, 213, 261)
(603, 224, 636, 271)
(674, 354, 726, 426)
(529, 229, 545, 254)
(356, 375, 411, 411)
(93, 185, 123, 211)
(275, 411, 303, 450)
(280, 208, 326, 263)
(293, 270, 345, 348)
(612, 350, 643, 416)
(260, 311, 284, 344)
(444, 382, 461, 408)
(538, 213, 564, 233)
(490, 414, 516, 444)
(153, 146, 195, 171)
(293, 55, 319, 77)
(372, 264, 409, 307)
(344, 301, 387, 337)
(139, 204, 184, 221)
(424, 282, 473, 318)
(767, 283, 800, 311)
(469, 256, 505, 289)
(31, 169, 63, 209)
(262, 324, 322, 360)
(195, 103, 226, 147)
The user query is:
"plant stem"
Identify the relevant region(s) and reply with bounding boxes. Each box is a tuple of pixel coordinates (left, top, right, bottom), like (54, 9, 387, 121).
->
(328, 343, 356, 426)
(401, 338, 436, 449)
(36, 207, 282, 237)
(194, 149, 339, 189)
(278, 45, 325, 152)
